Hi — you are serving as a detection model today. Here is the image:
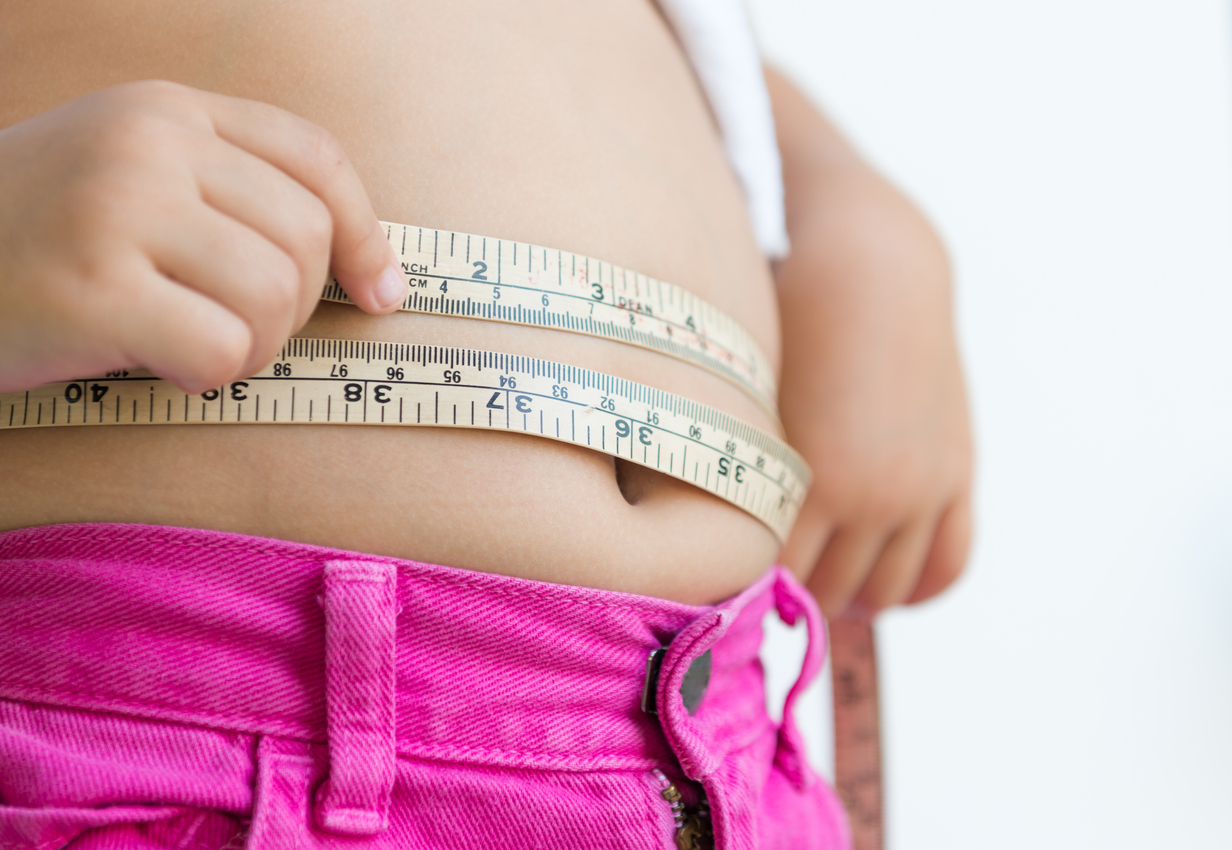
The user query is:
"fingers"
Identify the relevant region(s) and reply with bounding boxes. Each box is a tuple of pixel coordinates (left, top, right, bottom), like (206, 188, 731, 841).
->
(907, 493, 973, 605)
(806, 495, 972, 619)
(200, 92, 404, 313)
(145, 203, 301, 377)
(111, 261, 252, 394)
(193, 142, 333, 333)
(806, 526, 889, 618)
(0, 80, 401, 397)
(851, 517, 935, 613)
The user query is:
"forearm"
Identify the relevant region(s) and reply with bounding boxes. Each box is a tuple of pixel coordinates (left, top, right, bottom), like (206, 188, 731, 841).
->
(765, 66, 971, 614)
(768, 66, 951, 328)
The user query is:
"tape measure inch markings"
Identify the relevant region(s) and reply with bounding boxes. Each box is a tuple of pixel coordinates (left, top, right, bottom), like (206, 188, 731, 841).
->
(1, 338, 809, 542)
(320, 223, 780, 420)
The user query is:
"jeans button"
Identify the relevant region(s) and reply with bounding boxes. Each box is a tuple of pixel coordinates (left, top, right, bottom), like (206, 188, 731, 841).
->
(679, 650, 712, 716)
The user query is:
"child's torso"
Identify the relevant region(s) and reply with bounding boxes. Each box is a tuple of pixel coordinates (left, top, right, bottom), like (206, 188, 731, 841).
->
(0, 0, 784, 604)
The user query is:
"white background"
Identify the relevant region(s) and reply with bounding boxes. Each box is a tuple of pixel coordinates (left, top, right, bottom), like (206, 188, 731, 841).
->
(751, 2, 1232, 847)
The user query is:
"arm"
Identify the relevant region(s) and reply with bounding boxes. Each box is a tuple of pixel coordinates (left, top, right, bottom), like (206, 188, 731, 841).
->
(767, 67, 973, 618)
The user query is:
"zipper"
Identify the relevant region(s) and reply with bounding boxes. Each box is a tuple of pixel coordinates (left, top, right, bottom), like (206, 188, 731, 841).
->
(653, 769, 714, 850)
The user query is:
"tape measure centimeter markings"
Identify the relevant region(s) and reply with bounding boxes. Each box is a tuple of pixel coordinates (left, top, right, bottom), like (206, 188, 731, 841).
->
(0, 339, 809, 542)
(320, 223, 780, 419)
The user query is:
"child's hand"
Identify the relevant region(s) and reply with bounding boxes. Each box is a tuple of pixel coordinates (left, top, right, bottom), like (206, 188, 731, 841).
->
(768, 69, 973, 618)
(0, 80, 403, 394)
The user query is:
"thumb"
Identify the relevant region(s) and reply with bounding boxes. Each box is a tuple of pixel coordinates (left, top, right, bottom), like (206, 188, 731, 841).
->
(331, 216, 405, 314)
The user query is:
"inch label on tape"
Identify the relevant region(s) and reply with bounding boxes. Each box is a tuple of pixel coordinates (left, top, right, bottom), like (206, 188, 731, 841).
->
(0, 339, 810, 542)
(320, 223, 779, 419)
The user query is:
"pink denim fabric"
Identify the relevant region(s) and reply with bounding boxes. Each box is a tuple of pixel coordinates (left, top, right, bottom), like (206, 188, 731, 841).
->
(0, 523, 850, 849)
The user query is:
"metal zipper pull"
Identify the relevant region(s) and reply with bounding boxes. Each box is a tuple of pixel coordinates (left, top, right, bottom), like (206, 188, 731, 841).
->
(652, 770, 714, 850)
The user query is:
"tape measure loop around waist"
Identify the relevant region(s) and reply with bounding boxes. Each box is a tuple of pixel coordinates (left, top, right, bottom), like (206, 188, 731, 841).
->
(1, 223, 810, 543)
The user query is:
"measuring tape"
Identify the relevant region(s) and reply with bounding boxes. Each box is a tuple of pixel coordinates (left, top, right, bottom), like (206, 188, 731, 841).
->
(2, 339, 806, 540)
(0, 224, 809, 542)
(324, 223, 780, 420)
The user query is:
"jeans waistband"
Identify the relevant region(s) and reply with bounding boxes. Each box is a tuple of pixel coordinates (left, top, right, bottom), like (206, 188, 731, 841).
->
(0, 523, 823, 814)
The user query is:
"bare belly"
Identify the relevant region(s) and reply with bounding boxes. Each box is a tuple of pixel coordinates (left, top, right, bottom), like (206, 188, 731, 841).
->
(0, 0, 782, 604)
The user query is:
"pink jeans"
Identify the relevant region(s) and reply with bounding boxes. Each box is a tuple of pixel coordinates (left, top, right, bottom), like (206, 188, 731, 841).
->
(0, 523, 849, 849)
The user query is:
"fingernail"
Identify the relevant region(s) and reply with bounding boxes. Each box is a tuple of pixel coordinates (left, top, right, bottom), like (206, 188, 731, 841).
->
(374, 265, 405, 309)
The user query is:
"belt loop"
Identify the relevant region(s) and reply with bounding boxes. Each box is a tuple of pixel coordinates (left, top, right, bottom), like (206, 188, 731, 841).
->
(249, 736, 315, 850)
(772, 567, 824, 790)
(313, 560, 398, 836)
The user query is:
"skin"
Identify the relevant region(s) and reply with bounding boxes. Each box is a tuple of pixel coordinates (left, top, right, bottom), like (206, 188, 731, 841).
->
(0, 0, 971, 614)
(767, 70, 973, 616)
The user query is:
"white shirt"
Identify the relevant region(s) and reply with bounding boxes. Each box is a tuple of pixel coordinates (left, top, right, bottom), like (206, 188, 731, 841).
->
(657, 0, 790, 259)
